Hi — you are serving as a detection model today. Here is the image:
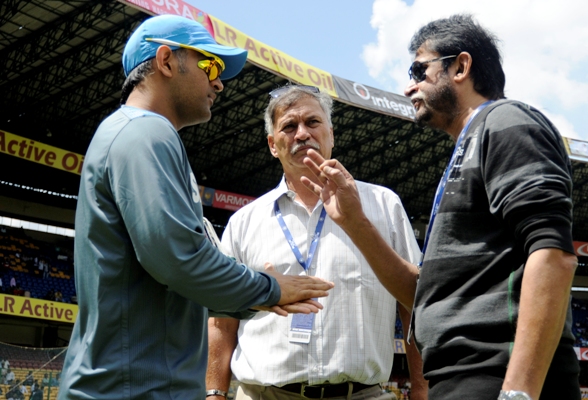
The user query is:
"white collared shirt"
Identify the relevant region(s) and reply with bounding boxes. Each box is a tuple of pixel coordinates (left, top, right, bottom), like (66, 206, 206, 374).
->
(222, 177, 421, 386)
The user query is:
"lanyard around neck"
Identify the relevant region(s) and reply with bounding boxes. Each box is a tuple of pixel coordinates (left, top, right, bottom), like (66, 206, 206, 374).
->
(274, 199, 327, 271)
(419, 100, 494, 267)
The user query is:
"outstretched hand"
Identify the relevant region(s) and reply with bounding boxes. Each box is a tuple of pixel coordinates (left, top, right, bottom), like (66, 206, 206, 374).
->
(251, 299, 324, 317)
(261, 263, 334, 317)
(300, 149, 365, 230)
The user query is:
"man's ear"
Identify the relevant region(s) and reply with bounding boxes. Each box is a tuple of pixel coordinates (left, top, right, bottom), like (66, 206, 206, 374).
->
(454, 52, 473, 83)
(267, 135, 279, 158)
(154, 45, 174, 78)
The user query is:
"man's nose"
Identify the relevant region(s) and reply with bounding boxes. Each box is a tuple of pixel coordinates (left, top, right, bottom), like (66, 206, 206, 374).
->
(211, 77, 224, 93)
(294, 125, 311, 141)
(404, 79, 418, 97)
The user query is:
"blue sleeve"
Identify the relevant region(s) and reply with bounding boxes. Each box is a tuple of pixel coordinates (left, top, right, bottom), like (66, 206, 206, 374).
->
(105, 117, 280, 311)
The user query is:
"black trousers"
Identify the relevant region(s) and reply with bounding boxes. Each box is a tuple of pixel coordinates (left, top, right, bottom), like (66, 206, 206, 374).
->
(428, 341, 580, 400)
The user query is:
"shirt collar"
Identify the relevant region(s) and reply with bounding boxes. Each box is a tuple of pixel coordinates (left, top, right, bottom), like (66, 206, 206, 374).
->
(265, 175, 295, 204)
(266, 175, 324, 213)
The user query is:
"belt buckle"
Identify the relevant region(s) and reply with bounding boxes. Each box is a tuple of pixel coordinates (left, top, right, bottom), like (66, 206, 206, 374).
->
(300, 383, 325, 399)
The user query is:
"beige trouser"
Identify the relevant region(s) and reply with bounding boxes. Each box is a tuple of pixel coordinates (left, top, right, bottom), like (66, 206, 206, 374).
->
(235, 382, 398, 400)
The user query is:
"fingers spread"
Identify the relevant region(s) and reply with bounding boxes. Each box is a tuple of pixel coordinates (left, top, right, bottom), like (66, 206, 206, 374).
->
(321, 165, 348, 188)
(323, 158, 351, 177)
(305, 149, 326, 166)
(303, 150, 332, 185)
(304, 150, 352, 190)
(300, 176, 322, 197)
(302, 153, 323, 179)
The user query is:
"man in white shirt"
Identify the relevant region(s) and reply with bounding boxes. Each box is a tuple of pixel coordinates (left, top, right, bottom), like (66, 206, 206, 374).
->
(207, 85, 426, 399)
(5, 369, 14, 385)
(19, 381, 29, 397)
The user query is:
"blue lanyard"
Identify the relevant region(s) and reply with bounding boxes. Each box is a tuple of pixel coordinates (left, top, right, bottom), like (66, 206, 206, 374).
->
(419, 101, 494, 267)
(274, 200, 327, 271)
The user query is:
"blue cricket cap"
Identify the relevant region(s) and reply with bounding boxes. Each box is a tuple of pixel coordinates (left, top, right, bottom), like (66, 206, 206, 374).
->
(122, 14, 248, 79)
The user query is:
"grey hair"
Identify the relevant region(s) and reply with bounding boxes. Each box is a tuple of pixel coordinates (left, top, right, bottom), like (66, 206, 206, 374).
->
(120, 48, 189, 105)
(264, 86, 333, 136)
(120, 59, 154, 105)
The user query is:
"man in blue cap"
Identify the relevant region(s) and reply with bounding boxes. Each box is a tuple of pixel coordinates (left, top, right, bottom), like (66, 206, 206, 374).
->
(58, 15, 333, 400)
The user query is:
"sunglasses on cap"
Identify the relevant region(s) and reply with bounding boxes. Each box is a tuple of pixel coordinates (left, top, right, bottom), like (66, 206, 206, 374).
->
(269, 85, 320, 98)
(408, 55, 458, 83)
(145, 37, 225, 81)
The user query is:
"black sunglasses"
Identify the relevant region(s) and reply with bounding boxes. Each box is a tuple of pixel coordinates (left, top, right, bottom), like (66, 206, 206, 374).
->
(269, 85, 320, 98)
(408, 55, 458, 83)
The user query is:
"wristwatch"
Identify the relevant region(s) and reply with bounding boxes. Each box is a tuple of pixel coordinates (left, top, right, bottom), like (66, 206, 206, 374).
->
(206, 389, 227, 398)
(498, 390, 533, 400)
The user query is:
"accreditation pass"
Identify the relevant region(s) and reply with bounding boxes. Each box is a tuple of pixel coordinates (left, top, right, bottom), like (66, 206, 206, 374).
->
(289, 312, 315, 344)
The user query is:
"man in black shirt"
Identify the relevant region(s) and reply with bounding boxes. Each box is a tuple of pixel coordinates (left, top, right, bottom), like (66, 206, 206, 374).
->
(301, 12, 580, 400)
(402, 14, 580, 400)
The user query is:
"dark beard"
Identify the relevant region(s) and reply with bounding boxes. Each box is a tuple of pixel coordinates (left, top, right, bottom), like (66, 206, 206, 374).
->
(415, 77, 460, 131)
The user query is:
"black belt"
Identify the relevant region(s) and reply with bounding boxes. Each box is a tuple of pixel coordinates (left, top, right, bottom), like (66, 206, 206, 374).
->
(276, 382, 377, 398)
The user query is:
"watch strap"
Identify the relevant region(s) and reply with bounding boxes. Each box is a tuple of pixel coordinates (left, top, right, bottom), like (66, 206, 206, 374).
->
(206, 389, 227, 398)
(498, 390, 533, 400)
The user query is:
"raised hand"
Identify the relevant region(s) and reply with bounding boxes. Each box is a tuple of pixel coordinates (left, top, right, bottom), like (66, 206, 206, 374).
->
(300, 149, 365, 230)
(302, 149, 419, 310)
